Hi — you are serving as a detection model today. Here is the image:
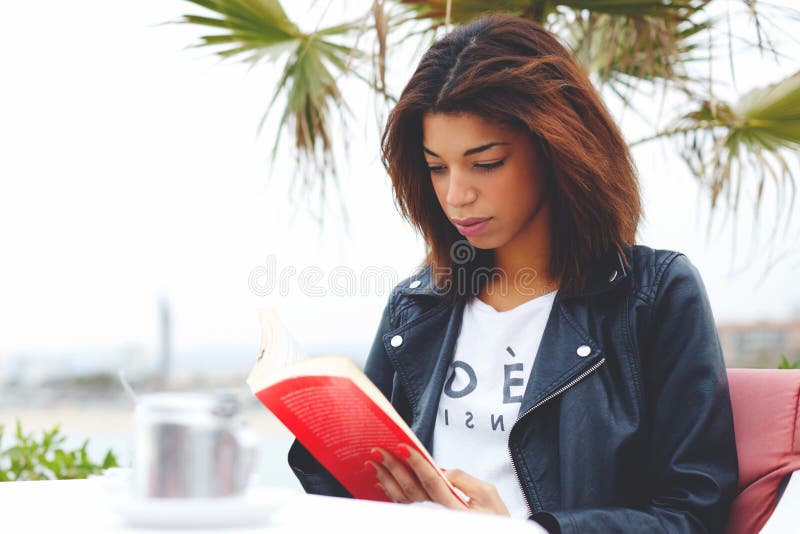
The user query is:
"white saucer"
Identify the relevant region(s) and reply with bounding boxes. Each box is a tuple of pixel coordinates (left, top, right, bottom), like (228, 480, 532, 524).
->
(92, 469, 279, 528)
(111, 492, 274, 529)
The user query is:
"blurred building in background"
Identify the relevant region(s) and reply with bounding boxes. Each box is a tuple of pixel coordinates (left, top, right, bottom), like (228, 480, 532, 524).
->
(718, 318, 800, 368)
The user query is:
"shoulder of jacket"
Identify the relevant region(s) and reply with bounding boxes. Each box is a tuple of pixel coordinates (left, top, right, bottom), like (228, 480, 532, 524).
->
(387, 264, 447, 320)
(624, 244, 688, 304)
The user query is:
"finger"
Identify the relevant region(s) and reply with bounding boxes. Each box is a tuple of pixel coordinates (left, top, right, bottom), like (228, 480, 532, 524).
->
(444, 469, 510, 516)
(373, 448, 429, 503)
(368, 460, 411, 504)
(445, 468, 500, 502)
(397, 445, 466, 509)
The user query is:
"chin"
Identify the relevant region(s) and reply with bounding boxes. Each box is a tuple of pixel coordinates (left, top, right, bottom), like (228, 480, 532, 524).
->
(464, 234, 501, 250)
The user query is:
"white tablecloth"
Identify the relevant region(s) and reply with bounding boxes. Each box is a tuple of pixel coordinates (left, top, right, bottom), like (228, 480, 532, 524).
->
(759, 471, 800, 534)
(0, 479, 547, 533)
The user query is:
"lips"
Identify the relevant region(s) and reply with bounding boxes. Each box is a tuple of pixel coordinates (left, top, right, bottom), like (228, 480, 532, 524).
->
(453, 217, 491, 237)
(452, 217, 490, 227)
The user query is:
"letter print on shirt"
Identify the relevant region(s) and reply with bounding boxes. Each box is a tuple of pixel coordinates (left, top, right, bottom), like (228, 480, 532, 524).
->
(432, 290, 557, 519)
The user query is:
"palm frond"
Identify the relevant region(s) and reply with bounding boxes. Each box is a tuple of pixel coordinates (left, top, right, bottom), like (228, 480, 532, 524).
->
(564, 10, 707, 90)
(394, 0, 706, 28)
(392, 0, 709, 98)
(170, 0, 800, 236)
(396, 0, 531, 26)
(180, 0, 302, 60)
(635, 72, 800, 232)
(556, 0, 706, 18)
(178, 0, 365, 215)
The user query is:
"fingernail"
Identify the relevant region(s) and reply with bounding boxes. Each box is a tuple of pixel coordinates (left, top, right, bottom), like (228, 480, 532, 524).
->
(363, 461, 376, 474)
(396, 445, 411, 459)
(369, 449, 384, 463)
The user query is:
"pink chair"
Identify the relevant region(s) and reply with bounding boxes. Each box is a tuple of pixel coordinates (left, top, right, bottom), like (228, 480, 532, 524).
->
(725, 369, 800, 534)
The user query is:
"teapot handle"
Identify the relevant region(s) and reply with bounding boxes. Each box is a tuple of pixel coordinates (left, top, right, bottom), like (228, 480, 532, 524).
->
(233, 425, 259, 492)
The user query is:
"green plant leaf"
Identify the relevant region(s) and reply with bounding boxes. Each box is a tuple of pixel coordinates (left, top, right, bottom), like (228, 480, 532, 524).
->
(778, 353, 800, 369)
(0, 422, 117, 481)
(102, 450, 119, 470)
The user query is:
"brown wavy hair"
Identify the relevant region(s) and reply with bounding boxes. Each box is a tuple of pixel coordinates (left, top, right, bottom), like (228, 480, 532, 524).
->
(381, 14, 641, 303)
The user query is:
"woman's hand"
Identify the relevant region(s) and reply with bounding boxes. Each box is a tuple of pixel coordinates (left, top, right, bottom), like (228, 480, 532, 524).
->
(365, 444, 510, 517)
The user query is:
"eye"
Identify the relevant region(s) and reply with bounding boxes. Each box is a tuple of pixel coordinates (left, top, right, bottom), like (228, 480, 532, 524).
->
(427, 159, 505, 175)
(475, 159, 505, 172)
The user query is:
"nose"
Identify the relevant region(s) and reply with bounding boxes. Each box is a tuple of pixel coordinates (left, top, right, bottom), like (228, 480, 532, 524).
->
(445, 170, 477, 208)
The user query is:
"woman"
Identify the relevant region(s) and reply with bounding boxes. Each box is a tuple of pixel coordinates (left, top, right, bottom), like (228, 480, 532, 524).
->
(288, 14, 738, 533)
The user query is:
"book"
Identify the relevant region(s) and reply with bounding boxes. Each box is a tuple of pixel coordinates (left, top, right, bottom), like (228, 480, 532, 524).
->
(246, 308, 466, 505)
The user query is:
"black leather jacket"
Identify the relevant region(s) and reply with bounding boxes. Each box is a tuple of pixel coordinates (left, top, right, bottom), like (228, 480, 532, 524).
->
(288, 245, 739, 533)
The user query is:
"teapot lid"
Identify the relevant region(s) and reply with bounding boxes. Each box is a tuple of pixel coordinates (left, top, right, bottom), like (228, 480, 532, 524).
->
(136, 391, 241, 419)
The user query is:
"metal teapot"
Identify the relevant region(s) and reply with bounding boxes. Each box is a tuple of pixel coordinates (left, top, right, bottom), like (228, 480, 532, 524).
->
(132, 392, 258, 499)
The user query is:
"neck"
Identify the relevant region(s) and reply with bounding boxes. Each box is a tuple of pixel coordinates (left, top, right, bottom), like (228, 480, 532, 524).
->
(490, 202, 558, 297)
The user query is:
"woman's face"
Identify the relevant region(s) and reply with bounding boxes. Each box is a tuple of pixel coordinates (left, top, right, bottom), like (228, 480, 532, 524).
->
(422, 111, 549, 250)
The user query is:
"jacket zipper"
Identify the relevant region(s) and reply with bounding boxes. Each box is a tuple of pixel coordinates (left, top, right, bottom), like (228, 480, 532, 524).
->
(507, 357, 607, 518)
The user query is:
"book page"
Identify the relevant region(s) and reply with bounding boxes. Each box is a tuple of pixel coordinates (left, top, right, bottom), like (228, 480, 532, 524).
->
(254, 307, 309, 368)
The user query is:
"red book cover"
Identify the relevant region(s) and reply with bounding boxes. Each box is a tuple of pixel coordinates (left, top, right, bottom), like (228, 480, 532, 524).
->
(248, 352, 466, 505)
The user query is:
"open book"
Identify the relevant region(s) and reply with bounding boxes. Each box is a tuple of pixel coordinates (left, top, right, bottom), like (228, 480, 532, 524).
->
(246, 308, 466, 505)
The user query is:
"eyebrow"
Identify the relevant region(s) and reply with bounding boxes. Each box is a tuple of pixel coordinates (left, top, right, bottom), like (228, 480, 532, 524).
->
(423, 141, 510, 158)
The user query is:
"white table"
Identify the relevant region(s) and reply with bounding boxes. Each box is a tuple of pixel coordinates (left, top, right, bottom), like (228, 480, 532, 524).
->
(0, 479, 547, 533)
(760, 471, 800, 534)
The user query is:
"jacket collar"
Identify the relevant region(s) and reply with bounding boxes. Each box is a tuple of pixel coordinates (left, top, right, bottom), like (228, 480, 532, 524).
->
(571, 247, 629, 299)
(384, 247, 629, 450)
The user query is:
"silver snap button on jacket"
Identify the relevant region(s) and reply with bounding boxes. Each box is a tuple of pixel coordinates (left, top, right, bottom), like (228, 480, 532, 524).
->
(608, 269, 618, 282)
(576, 345, 591, 357)
(409, 280, 422, 289)
(390, 335, 403, 347)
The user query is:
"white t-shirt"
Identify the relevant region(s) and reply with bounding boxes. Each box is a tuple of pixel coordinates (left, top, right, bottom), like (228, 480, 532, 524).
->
(432, 290, 557, 519)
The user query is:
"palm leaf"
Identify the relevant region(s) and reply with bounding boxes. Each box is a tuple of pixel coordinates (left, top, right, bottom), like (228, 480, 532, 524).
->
(170, 0, 799, 233)
(564, 10, 707, 89)
(634, 72, 800, 235)
(556, 1, 705, 17)
(395, 0, 705, 28)
(396, 0, 531, 25)
(392, 0, 708, 95)
(180, 0, 301, 60)
(177, 0, 364, 215)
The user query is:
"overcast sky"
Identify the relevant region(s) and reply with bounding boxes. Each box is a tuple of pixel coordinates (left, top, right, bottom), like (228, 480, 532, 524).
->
(1, 1, 799, 368)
